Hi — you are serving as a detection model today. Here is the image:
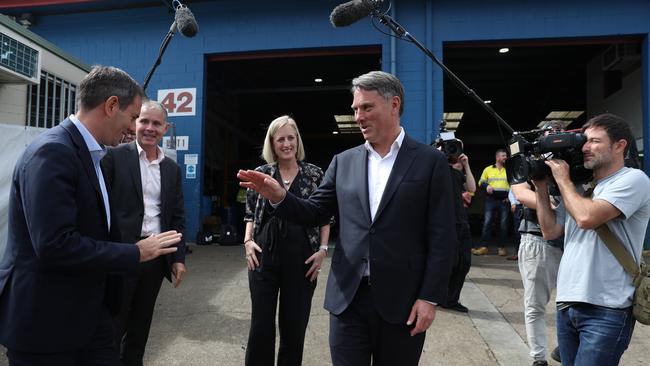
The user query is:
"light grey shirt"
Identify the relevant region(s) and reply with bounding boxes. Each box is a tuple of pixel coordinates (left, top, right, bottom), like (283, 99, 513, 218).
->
(556, 167, 650, 308)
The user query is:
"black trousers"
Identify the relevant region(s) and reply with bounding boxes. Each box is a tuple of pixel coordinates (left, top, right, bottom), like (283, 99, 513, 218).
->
(113, 256, 166, 366)
(245, 234, 316, 366)
(445, 223, 472, 306)
(7, 307, 119, 366)
(329, 278, 426, 366)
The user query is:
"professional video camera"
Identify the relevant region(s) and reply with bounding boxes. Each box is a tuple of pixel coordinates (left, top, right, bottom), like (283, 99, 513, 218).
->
(505, 127, 592, 185)
(434, 121, 463, 161)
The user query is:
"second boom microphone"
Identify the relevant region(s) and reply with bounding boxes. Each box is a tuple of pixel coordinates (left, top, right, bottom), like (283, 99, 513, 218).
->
(329, 0, 383, 27)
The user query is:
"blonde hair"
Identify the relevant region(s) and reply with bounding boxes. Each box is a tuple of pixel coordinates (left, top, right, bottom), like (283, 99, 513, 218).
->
(261, 115, 305, 164)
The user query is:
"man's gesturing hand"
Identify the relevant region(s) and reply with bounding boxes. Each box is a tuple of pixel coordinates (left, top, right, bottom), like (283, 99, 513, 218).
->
(136, 230, 182, 263)
(406, 299, 437, 336)
(237, 170, 286, 204)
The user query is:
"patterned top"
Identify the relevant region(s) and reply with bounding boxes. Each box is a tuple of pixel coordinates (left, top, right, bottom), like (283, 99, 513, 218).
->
(244, 160, 326, 252)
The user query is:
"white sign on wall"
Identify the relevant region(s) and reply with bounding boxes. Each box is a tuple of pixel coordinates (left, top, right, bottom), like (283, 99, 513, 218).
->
(184, 153, 198, 165)
(157, 88, 196, 116)
(162, 136, 189, 151)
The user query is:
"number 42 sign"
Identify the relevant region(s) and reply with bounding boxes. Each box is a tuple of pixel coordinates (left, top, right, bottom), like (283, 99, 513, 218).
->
(157, 88, 196, 116)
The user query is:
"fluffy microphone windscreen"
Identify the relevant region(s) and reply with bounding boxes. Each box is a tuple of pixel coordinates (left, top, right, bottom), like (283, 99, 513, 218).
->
(330, 0, 376, 27)
(175, 5, 199, 37)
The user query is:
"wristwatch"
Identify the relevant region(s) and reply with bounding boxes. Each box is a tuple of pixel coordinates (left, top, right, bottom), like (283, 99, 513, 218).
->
(319, 245, 329, 253)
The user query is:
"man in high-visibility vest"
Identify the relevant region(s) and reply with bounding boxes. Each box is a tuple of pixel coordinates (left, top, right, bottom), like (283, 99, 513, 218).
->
(473, 148, 510, 256)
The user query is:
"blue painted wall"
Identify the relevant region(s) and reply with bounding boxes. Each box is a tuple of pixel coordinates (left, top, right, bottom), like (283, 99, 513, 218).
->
(23, 0, 650, 240)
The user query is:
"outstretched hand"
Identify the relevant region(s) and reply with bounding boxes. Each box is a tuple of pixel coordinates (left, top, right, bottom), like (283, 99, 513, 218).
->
(136, 230, 182, 263)
(237, 170, 286, 204)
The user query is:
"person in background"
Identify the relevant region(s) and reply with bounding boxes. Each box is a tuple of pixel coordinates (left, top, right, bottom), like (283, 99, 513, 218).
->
(102, 100, 187, 366)
(442, 153, 476, 313)
(508, 189, 522, 261)
(473, 149, 510, 256)
(243, 115, 330, 366)
(512, 180, 562, 366)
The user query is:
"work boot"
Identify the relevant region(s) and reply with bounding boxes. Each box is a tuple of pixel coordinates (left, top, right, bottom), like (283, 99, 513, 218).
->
(472, 246, 488, 256)
(497, 247, 507, 256)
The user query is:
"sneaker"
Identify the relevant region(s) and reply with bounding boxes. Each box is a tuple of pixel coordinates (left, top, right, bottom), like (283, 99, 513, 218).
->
(506, 255, 518, 261)
(472, 247, 488, 256)
(550, 346, 561, 362)
(442, 302, 469, 313)
(497, 247, 507, 256)
(532, 361, 548, 366)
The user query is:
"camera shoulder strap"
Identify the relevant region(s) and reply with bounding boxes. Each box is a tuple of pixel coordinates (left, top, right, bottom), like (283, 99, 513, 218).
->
(594, 225, 640, 281)
(588, 183, 641, 283)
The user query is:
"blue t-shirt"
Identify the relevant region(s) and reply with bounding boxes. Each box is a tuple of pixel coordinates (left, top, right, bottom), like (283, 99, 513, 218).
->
(556, 167, 650, 308)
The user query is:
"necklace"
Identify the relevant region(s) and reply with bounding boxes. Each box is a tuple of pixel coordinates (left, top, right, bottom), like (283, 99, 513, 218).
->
(283, 179, 291, 186)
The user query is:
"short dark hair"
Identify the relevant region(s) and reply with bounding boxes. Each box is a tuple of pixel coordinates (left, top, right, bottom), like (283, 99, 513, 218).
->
(582, 113, 633, 154)
(78, 65, 144, 111)
(351, 71, 405, 116)
(496, 148, 507, 155)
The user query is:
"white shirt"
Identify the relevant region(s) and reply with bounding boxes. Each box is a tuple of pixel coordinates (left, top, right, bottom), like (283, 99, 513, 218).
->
(69, 115, 110, 230)
(136, 142, 165, 237)
(366, 128, 405, 221)
(363, 128, 405, 276)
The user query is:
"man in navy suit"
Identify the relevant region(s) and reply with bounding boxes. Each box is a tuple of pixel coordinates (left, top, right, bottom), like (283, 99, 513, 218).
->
(102, 100, 186, 365)
(239, 71, 455, 365)
(0, 66, 182, 365)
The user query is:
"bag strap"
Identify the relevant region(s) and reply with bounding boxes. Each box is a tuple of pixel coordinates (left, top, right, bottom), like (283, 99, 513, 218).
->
(587, 182, 641, 283)
(594, 225, 639, 278)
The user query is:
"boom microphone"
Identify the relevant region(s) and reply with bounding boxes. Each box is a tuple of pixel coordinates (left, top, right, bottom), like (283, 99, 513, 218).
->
(329, 0, 381, 27)
(172, 3, 199, 37)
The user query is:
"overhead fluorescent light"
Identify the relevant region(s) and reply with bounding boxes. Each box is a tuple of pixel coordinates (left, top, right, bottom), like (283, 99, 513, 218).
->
(333, 115, 360, 134)
(484, 100, 492, 104)
(537, 110, 585, 128)
(314, 78, 323, 83)
(499, 47, 510, 54)
(442, 112, 464, 131)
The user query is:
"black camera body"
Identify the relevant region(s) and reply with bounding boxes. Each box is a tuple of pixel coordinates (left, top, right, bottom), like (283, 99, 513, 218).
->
(435, 123, 463, 161)
(505, 128, 592, 185)
(438, 138, 464, 160)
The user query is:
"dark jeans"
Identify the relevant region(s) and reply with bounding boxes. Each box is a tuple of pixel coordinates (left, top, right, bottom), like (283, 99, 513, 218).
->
(480, 197, 510, 245)
(556, 303, 635, 366)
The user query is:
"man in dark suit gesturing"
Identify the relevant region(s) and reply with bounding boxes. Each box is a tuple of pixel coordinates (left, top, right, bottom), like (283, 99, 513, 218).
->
(0, 66, 182, 365)
(239, 71, 455, 365)
(102, 100, 186, 365)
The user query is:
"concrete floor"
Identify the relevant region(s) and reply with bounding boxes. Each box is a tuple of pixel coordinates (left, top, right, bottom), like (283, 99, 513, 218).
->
(2, 245, 650, 365)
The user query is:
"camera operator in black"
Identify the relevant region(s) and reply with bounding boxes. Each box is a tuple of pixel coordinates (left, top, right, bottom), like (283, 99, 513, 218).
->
(512, 180, 563, 366)
(442, 153, 476, 313)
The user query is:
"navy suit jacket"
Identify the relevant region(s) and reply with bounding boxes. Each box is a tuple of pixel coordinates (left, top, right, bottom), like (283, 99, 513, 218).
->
(276, 134, 456, 323)
(0, 118, 140, 352)
(101, 141, 186, 281)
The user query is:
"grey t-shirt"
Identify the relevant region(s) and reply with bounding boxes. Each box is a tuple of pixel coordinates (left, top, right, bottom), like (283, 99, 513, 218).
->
(556, 167, 650, 308)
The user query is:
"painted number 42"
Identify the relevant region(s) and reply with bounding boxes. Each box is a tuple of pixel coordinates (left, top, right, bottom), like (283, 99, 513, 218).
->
(157, 88, 196, 116)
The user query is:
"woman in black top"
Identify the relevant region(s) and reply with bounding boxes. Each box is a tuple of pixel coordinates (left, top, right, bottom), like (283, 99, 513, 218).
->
(243, 115, 330, 366)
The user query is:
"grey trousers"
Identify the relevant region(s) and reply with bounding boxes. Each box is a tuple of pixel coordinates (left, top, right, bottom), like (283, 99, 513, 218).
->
(518, 233, 562, 361)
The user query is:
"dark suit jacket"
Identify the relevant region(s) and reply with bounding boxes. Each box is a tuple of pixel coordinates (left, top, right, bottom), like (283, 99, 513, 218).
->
(0, 118, 140, 352)
(276, 134, 455, 323)
(101, 141, 186, 281)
